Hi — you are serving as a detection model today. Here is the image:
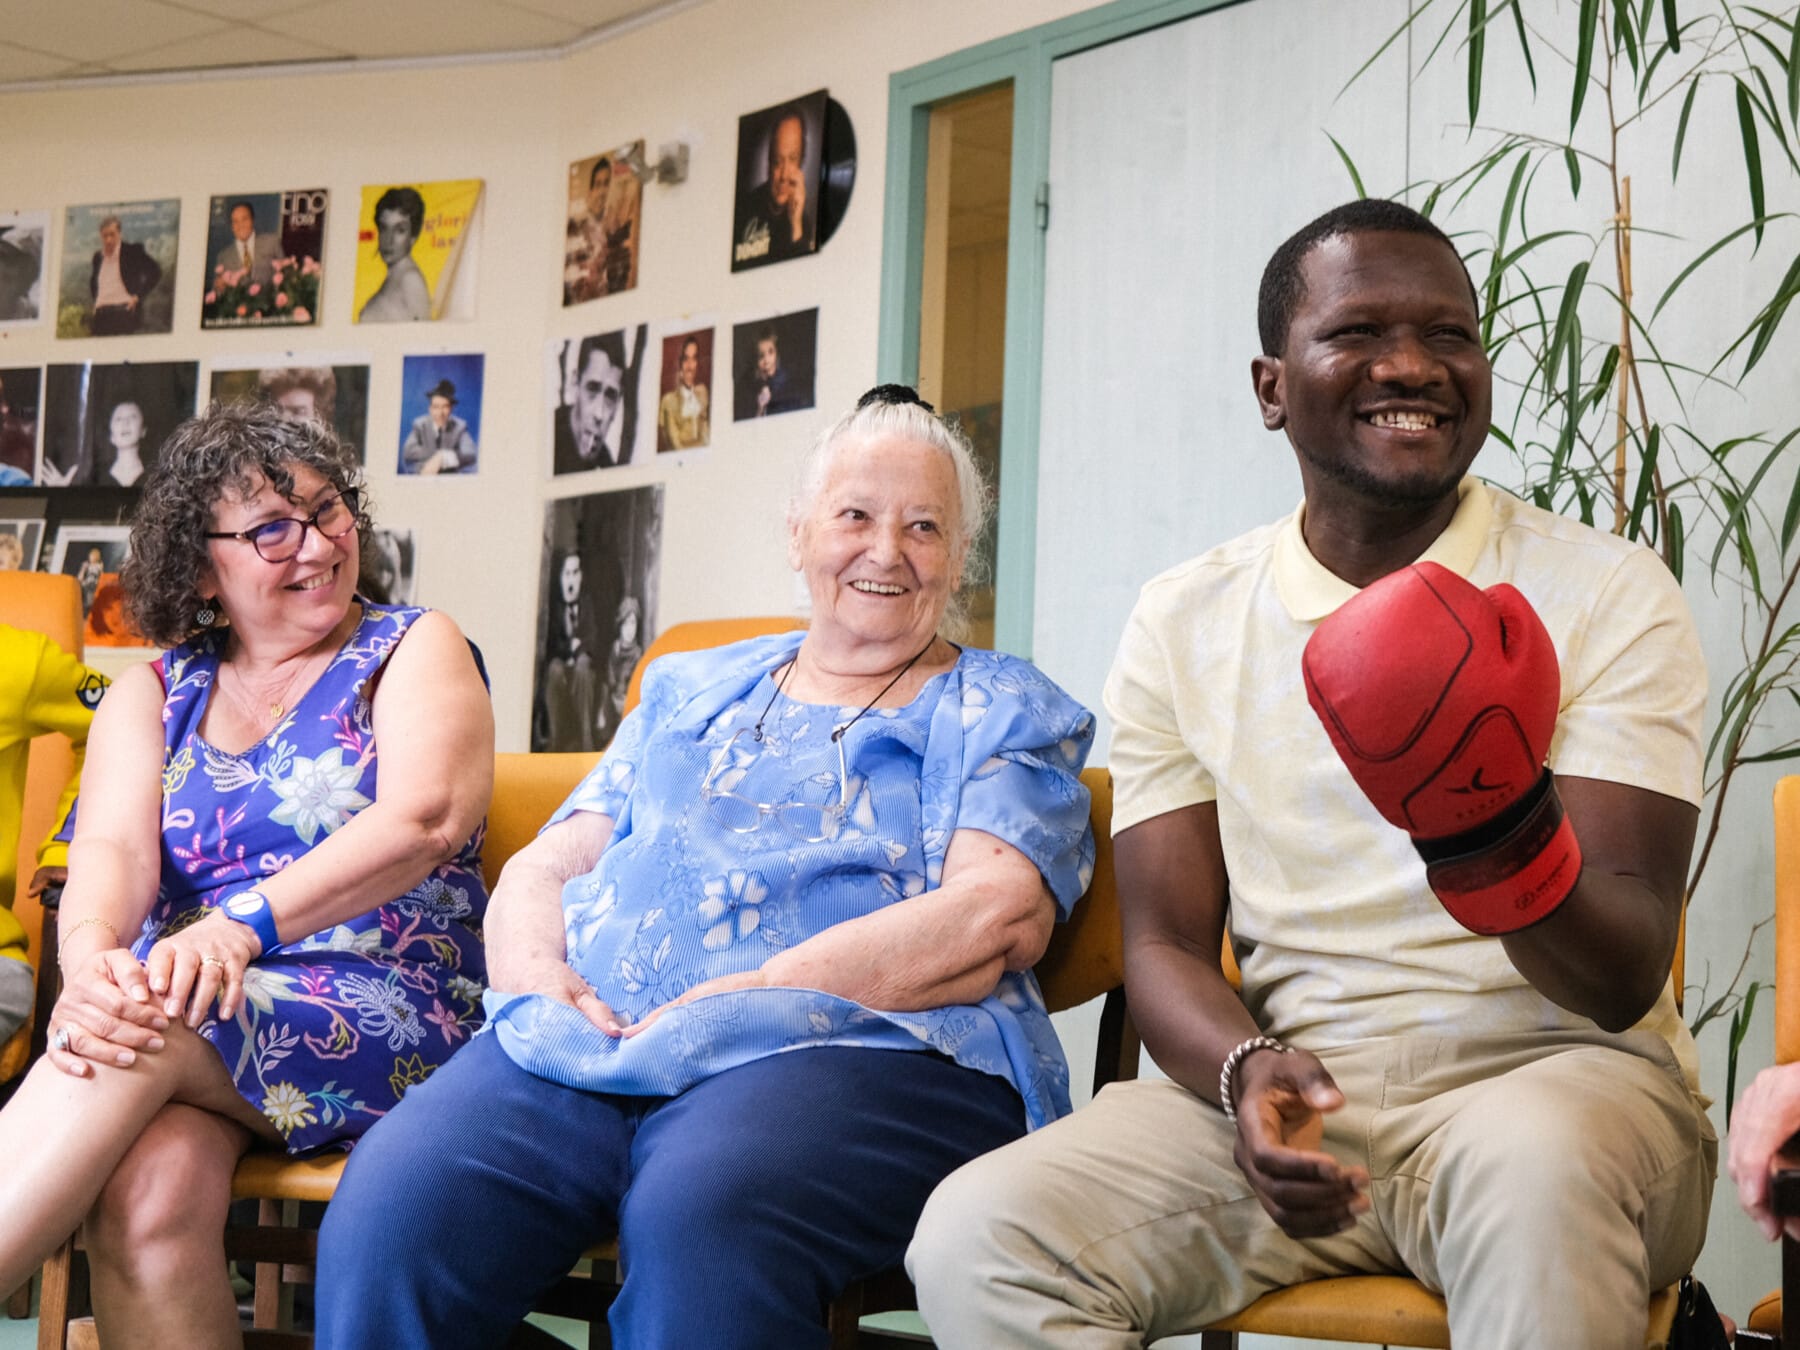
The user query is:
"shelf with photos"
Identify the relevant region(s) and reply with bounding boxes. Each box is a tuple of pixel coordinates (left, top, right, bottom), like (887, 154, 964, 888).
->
(0, 484, 151, 654)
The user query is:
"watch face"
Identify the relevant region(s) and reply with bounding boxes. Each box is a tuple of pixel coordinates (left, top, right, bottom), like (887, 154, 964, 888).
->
(227, 893, 265, 916)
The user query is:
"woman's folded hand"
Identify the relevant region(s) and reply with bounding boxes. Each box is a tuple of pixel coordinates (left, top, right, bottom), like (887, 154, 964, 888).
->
(46, 948, 170, 1077)
(498, 956, 623, 1036)
(620, 969, 769, 1038)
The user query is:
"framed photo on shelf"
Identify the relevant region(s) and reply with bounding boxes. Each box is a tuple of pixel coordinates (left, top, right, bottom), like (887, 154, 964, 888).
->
(49, 522, 130, 613)
(0, 516, 44, 572)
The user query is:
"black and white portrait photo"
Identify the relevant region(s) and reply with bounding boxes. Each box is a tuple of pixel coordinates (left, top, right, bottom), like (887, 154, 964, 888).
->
(40, 361, 198, 488)
(531, 485, 662, 752)
(549, 324, 648, 475)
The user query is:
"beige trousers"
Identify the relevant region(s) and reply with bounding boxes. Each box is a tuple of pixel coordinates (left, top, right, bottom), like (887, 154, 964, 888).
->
(907, 1028, 1715, 1350)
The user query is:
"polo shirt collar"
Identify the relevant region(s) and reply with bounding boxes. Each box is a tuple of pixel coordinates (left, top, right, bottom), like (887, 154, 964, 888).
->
(1273, 476, 1493, 622)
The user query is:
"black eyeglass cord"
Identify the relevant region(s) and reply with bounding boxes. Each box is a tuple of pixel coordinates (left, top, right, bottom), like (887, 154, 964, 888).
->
(753, 636, 938, 744)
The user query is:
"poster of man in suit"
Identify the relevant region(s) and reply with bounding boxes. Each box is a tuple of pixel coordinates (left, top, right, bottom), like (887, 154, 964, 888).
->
(57, 199, 180, 338)
(201, 189, 326, 329)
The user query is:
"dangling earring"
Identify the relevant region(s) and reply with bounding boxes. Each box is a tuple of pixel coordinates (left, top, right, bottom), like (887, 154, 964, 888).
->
(196, 603, 216, 628)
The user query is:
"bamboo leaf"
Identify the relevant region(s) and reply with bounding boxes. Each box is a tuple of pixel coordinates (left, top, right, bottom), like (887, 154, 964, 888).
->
(1469, 0, 1487, 125)
(1728, 981, 1765, 1126)
(1325, 132, 1367, 197)
(1338, 0, 1433, 99)
(1791, 4, 1800, 122)
(1544, 259, 1591, 380)
(1738, 80, 1768, 247)
(1774, 430, 1800, 553)
(1564, 145, 1583, 196)
(1738, 747, 1800, 763)
(1651, 216, 1787, 319)
(1628, 424, 1662, 541)
(1749, 67, 1800, 174)
(1509, 0, 1537, 92)
(1573, 0, 1602, 128)
(1663, 0, 1680, 53)
(1744, 251, 1800, 374)
(1668, 501, 1686, 582)
(1709, 439, 1787, 594)
(1616, 0, 1641, 77)
(1672, 79, 1700, 181)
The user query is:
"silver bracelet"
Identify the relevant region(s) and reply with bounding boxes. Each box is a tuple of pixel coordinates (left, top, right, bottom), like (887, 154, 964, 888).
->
(1219, 1035, 1289, 1124)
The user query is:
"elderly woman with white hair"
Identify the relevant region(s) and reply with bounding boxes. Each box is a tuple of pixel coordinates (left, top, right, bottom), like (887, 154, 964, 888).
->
(316, 385, 1096, 1348)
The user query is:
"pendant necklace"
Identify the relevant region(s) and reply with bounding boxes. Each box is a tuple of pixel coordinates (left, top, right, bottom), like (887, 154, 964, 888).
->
(752, 636, 938, 743)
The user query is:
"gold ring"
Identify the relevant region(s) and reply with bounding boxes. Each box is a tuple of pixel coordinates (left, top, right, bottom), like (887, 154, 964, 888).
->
(201, 954, 227, 970)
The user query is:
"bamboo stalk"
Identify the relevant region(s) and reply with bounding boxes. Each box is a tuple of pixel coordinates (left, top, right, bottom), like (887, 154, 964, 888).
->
(1614, 176, 1634, 534)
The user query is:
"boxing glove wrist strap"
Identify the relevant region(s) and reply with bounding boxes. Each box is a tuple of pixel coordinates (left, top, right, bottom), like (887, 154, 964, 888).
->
(1418, 769, 1583, 935)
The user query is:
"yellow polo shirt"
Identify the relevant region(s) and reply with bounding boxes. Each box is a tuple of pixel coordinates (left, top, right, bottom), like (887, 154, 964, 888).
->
(1104, 479, 1705, 1089)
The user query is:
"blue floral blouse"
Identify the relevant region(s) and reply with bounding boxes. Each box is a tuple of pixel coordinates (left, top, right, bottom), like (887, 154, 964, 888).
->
(141, 603, 489, 1151)
(485, 633, 1096, 1129)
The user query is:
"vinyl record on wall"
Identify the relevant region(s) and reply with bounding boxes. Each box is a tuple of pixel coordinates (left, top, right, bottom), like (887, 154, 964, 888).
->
(818, 97, 856, 248)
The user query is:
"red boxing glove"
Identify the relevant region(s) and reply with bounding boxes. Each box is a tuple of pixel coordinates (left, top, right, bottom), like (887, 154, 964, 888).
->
(1302, 561, 1582, 935)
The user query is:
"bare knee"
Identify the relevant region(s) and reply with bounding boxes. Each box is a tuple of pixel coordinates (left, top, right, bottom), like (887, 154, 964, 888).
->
(86, 1106, 239, 1260)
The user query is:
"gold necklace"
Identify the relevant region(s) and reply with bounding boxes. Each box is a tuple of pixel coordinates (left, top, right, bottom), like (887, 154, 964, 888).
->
(224, 656, 314, 726)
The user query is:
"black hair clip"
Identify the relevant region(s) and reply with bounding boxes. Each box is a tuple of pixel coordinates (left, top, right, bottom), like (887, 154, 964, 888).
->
(856, 384, 936, 414)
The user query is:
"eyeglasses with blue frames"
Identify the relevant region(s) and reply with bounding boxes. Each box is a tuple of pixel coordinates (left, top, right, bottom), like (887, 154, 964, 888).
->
(700, 727, 849, 843)
(205, 489, 360, 563)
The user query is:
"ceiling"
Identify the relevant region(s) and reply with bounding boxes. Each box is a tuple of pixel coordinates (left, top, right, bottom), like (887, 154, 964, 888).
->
(0, 0, 687, 88)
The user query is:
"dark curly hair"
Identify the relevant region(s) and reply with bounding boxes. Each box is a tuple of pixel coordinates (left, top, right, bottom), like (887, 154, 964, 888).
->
(123, 403, 372, 647)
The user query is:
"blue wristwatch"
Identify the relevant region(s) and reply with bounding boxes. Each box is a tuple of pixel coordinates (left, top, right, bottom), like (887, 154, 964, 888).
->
(221, 889, 281, 955)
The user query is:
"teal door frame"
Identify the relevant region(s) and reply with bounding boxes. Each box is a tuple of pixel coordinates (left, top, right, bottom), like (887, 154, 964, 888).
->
(878, 0, 1243, 657)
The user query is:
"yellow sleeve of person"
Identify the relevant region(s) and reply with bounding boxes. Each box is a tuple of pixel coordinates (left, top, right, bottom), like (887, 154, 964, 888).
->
(0, 625, 109, 965)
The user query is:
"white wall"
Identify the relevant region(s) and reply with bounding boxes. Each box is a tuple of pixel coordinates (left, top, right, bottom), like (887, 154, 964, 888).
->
(0, 0, 1097, 745)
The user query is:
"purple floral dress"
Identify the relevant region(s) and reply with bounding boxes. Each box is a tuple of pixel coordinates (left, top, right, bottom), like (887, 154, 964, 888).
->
(138, 602, 488, 1153)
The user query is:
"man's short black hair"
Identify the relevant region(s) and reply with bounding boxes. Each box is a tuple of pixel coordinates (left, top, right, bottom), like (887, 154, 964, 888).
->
(372, 186, 426, 237)
(1257, 198, 1479, 357)
(576, 331, 626, 381)
(229, 200, 257, 222)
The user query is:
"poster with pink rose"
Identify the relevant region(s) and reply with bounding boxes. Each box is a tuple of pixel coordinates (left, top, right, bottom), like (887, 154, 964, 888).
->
(200, 189, 326, 330)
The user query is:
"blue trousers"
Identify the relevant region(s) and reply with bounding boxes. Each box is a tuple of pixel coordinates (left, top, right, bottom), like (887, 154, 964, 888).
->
(313, 1033, 1026, 1349)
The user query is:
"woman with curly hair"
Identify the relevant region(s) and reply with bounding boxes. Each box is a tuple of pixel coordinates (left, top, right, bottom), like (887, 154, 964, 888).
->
(0, 403, 493, 1344)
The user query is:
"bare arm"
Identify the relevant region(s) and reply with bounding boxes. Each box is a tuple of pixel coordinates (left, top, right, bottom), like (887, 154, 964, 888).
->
(483, 806, 615, 1032)
(143, 612, 493, 1018)
(57, 661, 168, 968)
(1114, 802, 1250, 1097)
(1118, 801, 1366, 1237)
(762, 827, 1054, 1010)
(1499, 775, 1695, 1031)
(50, 661, 176, 1073)
(243, 611, 493, 940)
(1730, 1062, 1800, 1241)
(623, 827, 1055, 1035)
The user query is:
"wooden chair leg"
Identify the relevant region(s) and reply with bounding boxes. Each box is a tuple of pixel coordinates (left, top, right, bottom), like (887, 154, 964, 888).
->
(4, 1276, 31, 1319)
(827, 1280, 866, 1350)
(36, 1237, 81, 1350)
(249, 1197, 299, 1331)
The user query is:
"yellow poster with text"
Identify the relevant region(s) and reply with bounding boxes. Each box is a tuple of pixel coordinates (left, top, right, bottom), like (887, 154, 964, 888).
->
(352, 179, 482, 324)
